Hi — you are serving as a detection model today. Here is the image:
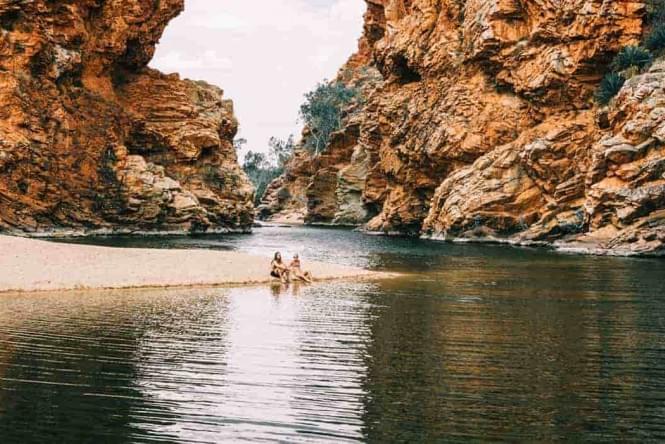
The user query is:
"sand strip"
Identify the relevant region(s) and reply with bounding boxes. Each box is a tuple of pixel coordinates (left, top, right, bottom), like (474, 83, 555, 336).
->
(0, 235, 384, 294)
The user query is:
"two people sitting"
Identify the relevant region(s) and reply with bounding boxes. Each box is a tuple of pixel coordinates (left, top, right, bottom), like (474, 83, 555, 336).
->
(271, 252, 313, 284)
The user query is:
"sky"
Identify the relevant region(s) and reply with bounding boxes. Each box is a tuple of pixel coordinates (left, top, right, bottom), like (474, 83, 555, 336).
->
(151, 0, 366, 154)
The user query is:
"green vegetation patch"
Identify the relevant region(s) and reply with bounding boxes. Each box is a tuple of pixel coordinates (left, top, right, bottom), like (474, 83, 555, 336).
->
(242, 136, 294, 205)
(300, 81, 358, 155)
(611, 46, 653, 72)
(595, 73, 626, 105)
(645, 24, 665, 52)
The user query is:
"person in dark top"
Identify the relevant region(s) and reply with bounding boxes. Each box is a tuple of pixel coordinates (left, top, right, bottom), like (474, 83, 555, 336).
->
(270, 252, 290, 283)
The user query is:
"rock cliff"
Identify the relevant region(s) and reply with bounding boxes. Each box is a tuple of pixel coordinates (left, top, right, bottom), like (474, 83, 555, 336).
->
(259, 61, 384, 225)
(262, 0, 665, 255)
(0, 0, 253, 234)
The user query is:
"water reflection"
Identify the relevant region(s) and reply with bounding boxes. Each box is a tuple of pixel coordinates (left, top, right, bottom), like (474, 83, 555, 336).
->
(0, 290, 185, 441)
(0, 284, 377, 442)
(361, 277, 665, 442)
(2, 227, 664, 442)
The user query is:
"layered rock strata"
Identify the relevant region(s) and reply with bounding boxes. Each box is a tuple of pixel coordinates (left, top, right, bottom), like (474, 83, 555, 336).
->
(259, 59, 384, 225)
(263, 0, 664, 255)
(0, 0, 253, 234)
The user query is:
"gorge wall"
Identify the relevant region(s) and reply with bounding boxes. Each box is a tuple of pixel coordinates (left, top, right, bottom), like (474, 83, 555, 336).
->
(0, 0, 253, 234)
(261, 0, 665, 256)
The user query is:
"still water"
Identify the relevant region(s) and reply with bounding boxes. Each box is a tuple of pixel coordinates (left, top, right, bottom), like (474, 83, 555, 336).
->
(1, 227, 665, 442)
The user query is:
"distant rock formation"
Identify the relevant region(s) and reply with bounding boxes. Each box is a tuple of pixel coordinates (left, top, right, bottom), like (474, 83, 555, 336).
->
(0, 0, 253, 234)
(259, 45, 384, 226)
(262, 0, 665, 255)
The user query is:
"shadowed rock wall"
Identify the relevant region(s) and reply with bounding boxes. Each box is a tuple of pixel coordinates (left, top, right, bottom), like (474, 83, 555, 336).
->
(0, 0, 253, 234)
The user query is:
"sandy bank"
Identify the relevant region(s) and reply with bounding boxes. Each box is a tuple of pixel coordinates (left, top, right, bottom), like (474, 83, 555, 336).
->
(0, 235, 385, 294)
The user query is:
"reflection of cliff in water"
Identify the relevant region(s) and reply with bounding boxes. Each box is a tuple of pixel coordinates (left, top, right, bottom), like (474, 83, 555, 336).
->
(2, 227, 664, 442)
(0, 289, 232, 442)
(360, 259, 664, 442)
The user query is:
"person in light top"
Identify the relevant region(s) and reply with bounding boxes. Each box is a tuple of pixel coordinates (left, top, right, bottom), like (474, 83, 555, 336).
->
(289, 254, 313, 283)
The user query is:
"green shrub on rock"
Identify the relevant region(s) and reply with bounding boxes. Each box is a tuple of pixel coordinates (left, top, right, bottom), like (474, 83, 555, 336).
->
(645, 24, 665, 52)
(611, 46, 653, 72)
(646, 0, 665, 24)
(595, 73, 626, 105)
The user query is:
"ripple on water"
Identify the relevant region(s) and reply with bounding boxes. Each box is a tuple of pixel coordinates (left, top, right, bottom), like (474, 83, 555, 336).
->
(2, 227, 665, 442)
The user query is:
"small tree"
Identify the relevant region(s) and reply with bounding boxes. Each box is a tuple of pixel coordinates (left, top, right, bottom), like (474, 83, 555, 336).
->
(243, 151, 274, 205)
(268, 135, 294, 169)
(243, 151, 270, 175)
(241, 136, 295, 205)
(299, 81, 358, 155)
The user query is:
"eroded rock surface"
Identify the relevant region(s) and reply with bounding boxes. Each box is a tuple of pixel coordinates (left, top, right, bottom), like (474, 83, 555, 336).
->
(259, 61, 383, 226)
(0, 0, 253, 234)
(263, 0, 664, 255)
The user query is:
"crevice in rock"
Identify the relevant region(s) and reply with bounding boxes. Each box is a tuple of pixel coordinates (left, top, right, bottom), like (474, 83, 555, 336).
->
(126, 126, 169, 155)
(0, 9, 21, 31)
(56, 66, 83, 89)
(120, 38, 148, 70)
(111, 65, 133, 88)
(29, 45, 55, 78)
(392, 55, 422, 84)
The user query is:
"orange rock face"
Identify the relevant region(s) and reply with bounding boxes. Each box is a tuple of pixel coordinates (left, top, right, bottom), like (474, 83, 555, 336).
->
(264, 0, 664, 255)
(0, 0, 253, 233)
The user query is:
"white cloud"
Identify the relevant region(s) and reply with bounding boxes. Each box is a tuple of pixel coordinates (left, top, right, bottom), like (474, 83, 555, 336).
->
(151, 0, 366, 153)
(184, 11, 249, 30)
(156, 50, 233, 72)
